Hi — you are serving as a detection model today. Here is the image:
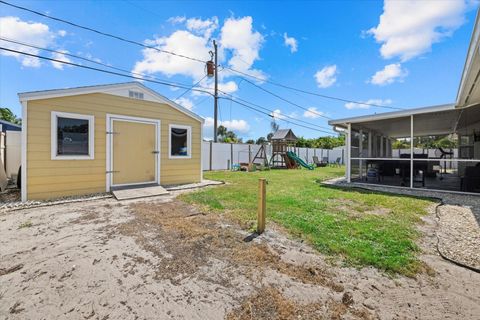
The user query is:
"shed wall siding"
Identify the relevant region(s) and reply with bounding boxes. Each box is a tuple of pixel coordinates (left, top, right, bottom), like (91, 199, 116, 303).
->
(27, 93, 201, 200)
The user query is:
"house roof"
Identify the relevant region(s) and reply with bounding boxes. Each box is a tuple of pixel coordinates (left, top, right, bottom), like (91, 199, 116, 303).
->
(271, 129, 297, 141)
(0, 119, 21, 129)
(18, 82, 204, 123)
(329, 104, 462, 138)
(456, 9, 480, 108)
(328, 104, 455, 127)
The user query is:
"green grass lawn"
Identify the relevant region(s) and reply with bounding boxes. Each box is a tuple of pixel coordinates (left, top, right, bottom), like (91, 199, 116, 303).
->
(180, 167, 435, 276)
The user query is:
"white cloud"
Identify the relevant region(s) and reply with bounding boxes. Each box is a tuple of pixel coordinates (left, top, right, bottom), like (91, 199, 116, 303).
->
(185, 17, 218, 39)
(271, 109, 286, 120)
(314, 65, 338, 88)
(51, 50, 71, 70)
(303, 107, 323, 119)
(345, 99, 393, 110)
(133, 15, 264, 92)
(220, 16, 265, 80)
(0, 16, 56, 67)
(287, 111, 298, 118)
(57, 30, 67, 37)
(133, 30, 212, 80)
(269, 109, 299, 120)
(175, 97, 194, 110)
(203, 117, 250, 133)
(369, 63, 408, 86)
(168, 16, 186, 24)
(367, 0, 470, 61)
(283, 33, 298, 53)
(191, 78, 239, 96)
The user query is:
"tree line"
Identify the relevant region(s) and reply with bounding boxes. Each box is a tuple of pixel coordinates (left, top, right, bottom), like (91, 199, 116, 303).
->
(216, 121, 345, 149)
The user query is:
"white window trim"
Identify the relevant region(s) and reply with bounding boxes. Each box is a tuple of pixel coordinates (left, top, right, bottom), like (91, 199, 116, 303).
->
(169, 124, 192, 159)
(51, 111, 95, 160)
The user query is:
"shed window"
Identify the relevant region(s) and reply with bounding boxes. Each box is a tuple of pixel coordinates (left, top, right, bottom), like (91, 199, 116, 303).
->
(51, 112, 94, 160)
(169, 125, 191, 158)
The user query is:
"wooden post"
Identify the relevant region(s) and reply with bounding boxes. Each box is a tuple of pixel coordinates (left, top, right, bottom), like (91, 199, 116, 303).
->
(248, 144, 252, 164)
(257, 178, 266, 234)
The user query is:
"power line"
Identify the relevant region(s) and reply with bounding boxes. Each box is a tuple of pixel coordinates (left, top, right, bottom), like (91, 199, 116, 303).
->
(218, 91, 335, 132)
(239, 76, 332, 120)
(224, 67, 404, 110)
(1, 46, 335, 135)
(0, 38, 331, 131)
(175, 75, 208, 100)
(1, 37, 216, 100)
(220, 97, 335, 134)
(0, 47, 213, 96)
(0, 37, 193, 88)
(0, 0, 206, 63)
(0, 0, 403, 111)
(192, 96, 211, 109)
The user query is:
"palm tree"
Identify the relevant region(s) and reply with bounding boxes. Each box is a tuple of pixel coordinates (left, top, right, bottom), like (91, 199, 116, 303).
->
(217, 125, 227, 140)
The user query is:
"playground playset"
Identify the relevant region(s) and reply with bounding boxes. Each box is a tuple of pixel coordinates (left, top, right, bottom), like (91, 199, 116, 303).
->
(238, 129, 315, 171)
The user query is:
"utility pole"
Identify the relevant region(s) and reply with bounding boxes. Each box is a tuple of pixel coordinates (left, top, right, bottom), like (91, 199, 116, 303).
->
(213, 40, 219, 142)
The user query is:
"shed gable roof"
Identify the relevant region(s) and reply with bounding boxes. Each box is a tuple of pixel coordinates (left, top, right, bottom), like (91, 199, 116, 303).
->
(18, 82, 204, 123)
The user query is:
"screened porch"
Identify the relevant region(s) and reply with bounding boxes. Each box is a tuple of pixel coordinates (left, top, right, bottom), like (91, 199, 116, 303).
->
(330, 104, 480, 194)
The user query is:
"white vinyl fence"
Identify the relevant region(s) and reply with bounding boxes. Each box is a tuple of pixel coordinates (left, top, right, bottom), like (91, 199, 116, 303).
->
(5, 131, 21, 179)
(202, 141, 345, 171)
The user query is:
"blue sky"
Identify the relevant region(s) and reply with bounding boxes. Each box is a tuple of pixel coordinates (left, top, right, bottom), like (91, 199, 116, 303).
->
(0, 0, 478, 140)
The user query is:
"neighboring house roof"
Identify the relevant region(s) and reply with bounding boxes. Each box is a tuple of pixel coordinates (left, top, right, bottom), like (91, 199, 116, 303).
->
(271, 129, 297, 141)
(18, 82, 204, 123)
(0, 119, 22, 132)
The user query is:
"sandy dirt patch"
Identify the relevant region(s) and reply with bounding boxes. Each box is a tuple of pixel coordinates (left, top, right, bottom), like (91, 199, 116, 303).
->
(0, 192, 479, 319)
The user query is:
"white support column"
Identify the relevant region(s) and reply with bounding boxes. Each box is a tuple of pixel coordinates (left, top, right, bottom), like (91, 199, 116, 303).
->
(359, 130, 363, 180)
(410, 115, 414, 189)
(21, 101, 27, 202)
(368, 131, 372, 158)
(380, 136, 384, 157)
(346, 123, 351, 183)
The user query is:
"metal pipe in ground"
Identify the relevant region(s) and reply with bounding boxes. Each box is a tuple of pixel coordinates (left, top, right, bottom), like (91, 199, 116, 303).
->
(257, 178, 266, 234)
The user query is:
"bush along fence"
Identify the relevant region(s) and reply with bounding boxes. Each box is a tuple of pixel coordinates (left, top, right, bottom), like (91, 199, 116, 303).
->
(202, 141, 345, 171)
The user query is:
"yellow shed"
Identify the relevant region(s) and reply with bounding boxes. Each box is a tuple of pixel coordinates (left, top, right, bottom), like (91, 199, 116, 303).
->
(18, 82, 204, 201)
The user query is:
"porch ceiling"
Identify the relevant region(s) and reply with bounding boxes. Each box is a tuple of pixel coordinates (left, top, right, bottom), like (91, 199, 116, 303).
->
(350, 108, 461, 138)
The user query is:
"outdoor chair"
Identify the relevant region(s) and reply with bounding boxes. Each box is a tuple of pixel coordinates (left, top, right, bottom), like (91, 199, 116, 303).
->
(312, 156, 327, 167)
(332, 157, 342, 167)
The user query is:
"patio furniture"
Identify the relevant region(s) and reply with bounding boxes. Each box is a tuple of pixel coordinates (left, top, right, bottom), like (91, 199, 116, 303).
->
(312, 156, 327, 167)
(332, 157, 342, 167)
(461, 165, 480, 192)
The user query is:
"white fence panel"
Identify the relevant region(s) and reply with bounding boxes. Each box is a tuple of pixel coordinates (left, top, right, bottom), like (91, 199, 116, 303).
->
(297, 147, 307, 162)
(202, 141, 210, 171)
(5, 131, 21, 179)
(234, 144, 251, 164)
(211, 142, 231, 170)
(329, 149, 344, 164)
(202, 141, 346, 170)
